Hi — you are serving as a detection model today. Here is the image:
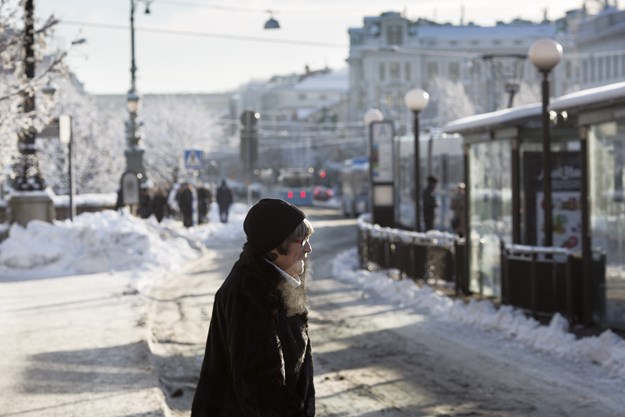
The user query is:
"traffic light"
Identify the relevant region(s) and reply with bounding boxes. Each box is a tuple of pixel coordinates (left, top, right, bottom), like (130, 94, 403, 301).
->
(240, 110, 259, 170)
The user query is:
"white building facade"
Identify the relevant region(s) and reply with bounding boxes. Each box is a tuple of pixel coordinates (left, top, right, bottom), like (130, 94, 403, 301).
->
(229, 3, 625, 172)
(575, 6, 625, 89)
(347, 5, 625, 134)
(347, 12, 578, 133)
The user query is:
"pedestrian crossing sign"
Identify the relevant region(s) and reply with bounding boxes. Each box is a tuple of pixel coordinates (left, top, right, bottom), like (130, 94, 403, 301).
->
(184, 149, 203, 170)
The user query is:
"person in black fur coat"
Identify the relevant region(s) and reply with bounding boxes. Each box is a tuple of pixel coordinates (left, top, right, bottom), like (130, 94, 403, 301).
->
(191, 198, 316, 417)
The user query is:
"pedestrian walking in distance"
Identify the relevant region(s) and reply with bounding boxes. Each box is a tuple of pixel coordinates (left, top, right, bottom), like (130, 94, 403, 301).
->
(451, 182, 466, 236)
(216, 179, 234, 223)
(177, 183, 195, 228)
(422, 175, 439, 231)
(191, 198, 316, 417)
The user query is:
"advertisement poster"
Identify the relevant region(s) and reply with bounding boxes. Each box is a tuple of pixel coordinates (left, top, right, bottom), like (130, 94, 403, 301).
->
(524, 151, 582, 250)
(535, 191, 582, 251)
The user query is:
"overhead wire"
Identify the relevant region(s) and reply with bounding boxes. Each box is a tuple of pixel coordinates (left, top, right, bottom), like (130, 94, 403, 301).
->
(60, 20, 347, 48)
(152, 1, 265, 13)
(150, 0, 366, 15)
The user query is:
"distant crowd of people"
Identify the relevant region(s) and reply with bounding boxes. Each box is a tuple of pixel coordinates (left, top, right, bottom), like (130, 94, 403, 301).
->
(117, 179, 234, 228)
(117, 175, 467, 236)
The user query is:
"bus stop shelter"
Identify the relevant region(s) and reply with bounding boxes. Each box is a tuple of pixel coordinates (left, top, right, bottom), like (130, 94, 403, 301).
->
(551, 82, 625, 329)
(444, 82, 625, 328)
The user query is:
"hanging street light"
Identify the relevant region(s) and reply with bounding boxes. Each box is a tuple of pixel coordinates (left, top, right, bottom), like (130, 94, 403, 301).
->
(264, 10, 280, 29)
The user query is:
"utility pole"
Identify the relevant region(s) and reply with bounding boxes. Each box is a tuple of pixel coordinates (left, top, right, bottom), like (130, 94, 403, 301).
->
(240, 110, 259, 205)
(123, 0, 148, 183)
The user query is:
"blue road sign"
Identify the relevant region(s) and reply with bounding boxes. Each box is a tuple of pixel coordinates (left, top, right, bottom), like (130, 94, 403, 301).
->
(184, 149, 203, 170)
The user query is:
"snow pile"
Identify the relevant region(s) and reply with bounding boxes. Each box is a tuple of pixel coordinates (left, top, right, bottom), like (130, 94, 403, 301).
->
(331, 248, 625, 378)
(0, 202, 248, 281)
(0, 210, 199, 279)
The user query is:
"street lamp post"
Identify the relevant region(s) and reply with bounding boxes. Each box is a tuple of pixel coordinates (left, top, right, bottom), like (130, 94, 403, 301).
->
(481, 54, 527, 110)
(8, 0, 56, 226)
(14, 0, 45, 192)
(363, 108, 383, 127)
(124, 0, 149, 183)
(404, 88, 429, 232)
(529, 38, 562, 247)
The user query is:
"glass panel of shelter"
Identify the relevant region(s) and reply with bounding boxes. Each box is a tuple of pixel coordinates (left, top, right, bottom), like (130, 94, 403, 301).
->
(589, 121, 625, 326)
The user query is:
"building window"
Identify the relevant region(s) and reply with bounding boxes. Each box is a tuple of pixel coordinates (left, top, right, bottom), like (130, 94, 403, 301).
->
(299, 93, 307, 100)
(405, 62, 411, 81)
(384, 94, 402, 112)
(598, 56, 604, 80)
(368, 22, 381, 37)
(379, 62, 386, 81)
(389, 62, 400, 80)
(449, 62, 460, 81)
(350, 32, 364, 45)
(590, 57, 596, 82)
(566, 60, 572, 80)
(386, 25, 403, 45)
(427, 62, 438, 78)
(472, 61, 481, 78)
(607, 55, 612, 79)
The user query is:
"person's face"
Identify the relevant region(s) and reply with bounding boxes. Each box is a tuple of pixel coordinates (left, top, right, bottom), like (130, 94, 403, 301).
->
(273, 237, 312, 277)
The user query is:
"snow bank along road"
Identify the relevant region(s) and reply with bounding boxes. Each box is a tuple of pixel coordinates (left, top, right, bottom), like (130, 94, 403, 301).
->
(149, 207, 625, 417)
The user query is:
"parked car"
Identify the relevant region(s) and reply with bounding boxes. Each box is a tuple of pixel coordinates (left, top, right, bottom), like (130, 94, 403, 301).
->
(313, 185, 333, 201)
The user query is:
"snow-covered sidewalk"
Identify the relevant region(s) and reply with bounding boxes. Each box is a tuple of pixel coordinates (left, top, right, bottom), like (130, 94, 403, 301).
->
(0, 268, 166, 416)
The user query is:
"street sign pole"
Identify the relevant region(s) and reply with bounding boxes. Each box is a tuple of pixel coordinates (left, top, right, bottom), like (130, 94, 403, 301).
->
(369, 120, 395, 227)
(59, 115, 74, 221)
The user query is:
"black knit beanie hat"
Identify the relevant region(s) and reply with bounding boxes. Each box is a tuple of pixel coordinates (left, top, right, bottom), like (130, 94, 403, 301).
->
(244, 198, 306, 254)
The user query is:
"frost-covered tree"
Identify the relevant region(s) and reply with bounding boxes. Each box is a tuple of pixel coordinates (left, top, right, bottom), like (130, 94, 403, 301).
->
(426, 76, 476, 126)
(37, 77, 126, 194)
(0, 0, 71, 191)
(37, 92, 232, 195)
(140, 95, 231, 186)
(512, 80, 541, 107)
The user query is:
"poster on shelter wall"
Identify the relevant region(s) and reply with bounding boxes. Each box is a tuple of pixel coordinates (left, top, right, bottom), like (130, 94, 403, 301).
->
(535, 191, 582, 251)
(524, 151, 582, 250)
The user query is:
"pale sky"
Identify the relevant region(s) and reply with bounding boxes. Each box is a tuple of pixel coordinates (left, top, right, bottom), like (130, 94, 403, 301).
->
(38, 0, 586, 94)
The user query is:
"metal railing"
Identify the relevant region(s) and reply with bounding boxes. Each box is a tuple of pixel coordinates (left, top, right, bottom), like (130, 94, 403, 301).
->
(501, 242, 606, 325)
(356, 214, 605, 326)
(357, 214, 458, 284)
